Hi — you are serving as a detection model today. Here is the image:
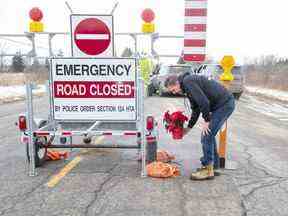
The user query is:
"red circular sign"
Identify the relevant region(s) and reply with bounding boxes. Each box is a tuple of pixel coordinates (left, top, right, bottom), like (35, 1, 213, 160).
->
(74, 18, 111, 55)
(141, 8, 155, 23)
(29, 7, 43, 21)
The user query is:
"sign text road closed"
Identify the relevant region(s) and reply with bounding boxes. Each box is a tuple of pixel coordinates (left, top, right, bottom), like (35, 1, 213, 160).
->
(50, 58, 137, 121)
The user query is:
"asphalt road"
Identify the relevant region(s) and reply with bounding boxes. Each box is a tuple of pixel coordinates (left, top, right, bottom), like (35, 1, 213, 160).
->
(0, 93, 287, 216)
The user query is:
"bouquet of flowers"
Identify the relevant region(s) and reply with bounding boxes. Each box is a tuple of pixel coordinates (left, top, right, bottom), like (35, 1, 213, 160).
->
(163, 111, 188, 139)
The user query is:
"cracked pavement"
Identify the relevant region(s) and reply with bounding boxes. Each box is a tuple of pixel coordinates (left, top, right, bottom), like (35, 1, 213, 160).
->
(0, 93, 287, 216)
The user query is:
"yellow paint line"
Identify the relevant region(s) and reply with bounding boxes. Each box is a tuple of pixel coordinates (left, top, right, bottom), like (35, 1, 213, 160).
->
(46, 156, 82, 188)
(80, 136, 105, 153)
(94, 135, 105, 145)
(80, 149, 89, 154)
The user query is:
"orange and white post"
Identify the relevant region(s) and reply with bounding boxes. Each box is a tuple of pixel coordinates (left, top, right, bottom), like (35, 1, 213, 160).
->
(218, 55, 235, 168)
(219, 121, 228, 168)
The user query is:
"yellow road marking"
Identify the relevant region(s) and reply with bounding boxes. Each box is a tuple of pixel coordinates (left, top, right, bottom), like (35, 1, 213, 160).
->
(46, 156, 82, 188)
(80, 136, 105, 153)
(94, 135, 105, 145)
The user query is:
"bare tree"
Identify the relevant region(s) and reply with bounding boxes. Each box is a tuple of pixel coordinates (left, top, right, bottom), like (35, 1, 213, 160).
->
(0, 42, 8, 72)
(121, 47, 133, 57)
(11, 51, 25, 73)
(245, 55, 288, 90)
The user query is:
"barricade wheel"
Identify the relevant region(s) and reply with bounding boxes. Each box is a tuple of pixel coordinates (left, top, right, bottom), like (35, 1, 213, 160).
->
(26, 137, 47, 167)
(60, 137, 67, 144)
(83, 136, 92, 144)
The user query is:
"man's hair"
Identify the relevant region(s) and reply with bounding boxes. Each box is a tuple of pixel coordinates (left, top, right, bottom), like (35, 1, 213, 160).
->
(164, 75, 179, 88)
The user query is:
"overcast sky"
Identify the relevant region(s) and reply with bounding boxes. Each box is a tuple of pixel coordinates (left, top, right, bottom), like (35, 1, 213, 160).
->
(0, 0, 288, 64)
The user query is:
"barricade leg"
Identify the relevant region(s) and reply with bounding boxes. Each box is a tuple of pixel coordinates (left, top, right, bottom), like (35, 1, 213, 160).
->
(139, 78, 147, 177)
(137, 132, 141, 158)
(26, 83, 37, 176)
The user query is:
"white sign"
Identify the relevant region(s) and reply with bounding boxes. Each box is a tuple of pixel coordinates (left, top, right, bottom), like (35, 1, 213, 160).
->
(70, 14, 114, 57)
(50, 58, 137, 121)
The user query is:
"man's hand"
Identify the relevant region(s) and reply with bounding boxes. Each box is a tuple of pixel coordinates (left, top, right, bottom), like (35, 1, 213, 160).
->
(201, 121, 211, 136)
(183, 127, 191, 136)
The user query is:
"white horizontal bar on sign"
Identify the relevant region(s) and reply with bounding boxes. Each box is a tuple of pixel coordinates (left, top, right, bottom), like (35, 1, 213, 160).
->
(184, 47, 206, 54)
(185, 16, 207, 24)
(184, 32, 206, 39)
(75, 34, 109, 40)
(185, 0, 207, 9)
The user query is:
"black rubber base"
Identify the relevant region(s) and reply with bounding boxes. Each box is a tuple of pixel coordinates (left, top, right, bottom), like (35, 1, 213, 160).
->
(146, 141, 157, 164)
(219, 157, 225, 168)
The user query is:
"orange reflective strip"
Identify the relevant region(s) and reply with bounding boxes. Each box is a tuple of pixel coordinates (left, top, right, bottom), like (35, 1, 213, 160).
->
(218, 121, 228, 158)
(47, 152, 57, 160)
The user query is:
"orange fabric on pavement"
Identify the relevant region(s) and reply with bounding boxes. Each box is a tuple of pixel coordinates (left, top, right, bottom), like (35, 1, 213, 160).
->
(146, 161, 180, 178)
(157, 150, 175, 163)
(46, 150, 68, 161)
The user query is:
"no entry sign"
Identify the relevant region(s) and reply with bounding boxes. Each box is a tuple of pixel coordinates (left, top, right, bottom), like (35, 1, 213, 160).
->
(50, 58, 137, 121)
(70, 15, 114, 57)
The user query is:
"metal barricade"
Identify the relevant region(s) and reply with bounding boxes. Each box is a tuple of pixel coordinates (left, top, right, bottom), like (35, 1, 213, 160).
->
(24, 62, 156, 177)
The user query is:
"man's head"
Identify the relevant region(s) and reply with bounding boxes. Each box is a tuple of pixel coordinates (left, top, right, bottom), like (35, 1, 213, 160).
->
(164, 75, 182, 94)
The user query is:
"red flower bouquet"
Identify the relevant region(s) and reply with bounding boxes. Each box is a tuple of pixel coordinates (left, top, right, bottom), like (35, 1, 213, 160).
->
(163, 111, 188, 139)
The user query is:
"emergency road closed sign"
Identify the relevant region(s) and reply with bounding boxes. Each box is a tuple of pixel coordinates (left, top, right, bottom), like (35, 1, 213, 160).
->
(50, 58, 137, 121)
(70, 15, 114, 57)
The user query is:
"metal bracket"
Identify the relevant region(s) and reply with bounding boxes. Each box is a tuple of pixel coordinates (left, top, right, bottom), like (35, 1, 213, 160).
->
(26, 84, 37, 176)
(48, 33, 56, 57)
(65, 1, 74, 14)
(25, 33, 36, 59)
(110, 2, 119, 15)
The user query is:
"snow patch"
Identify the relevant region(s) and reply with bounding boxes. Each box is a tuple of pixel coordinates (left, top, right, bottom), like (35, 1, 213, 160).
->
(0, 84, 46, 103)
(245, 86, 288, 102)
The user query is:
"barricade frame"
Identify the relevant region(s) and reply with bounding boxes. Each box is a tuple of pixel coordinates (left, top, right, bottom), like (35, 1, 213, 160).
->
(25, 57, 150, 177)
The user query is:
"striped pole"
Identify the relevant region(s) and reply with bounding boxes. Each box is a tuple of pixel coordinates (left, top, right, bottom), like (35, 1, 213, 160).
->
(184, 0, 207, 62)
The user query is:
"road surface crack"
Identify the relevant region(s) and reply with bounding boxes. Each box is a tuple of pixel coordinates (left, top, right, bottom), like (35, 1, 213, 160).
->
(176, 179, 188, 216)
(84, 162, 119, 216)
(240, 199, 248, 216)
(241, 144, 283, 179)
(0, 170, 57, 216)
(231, 142, 288, 215)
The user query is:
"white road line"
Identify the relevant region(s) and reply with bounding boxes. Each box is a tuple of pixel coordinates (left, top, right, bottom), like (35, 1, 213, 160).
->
(76, 34, 109, 40)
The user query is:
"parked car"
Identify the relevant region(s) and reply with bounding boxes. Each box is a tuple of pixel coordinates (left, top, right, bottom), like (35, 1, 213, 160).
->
(147, 64, 191, 96)
(199, 64, 244, 100)
(147, 64, 244, 100)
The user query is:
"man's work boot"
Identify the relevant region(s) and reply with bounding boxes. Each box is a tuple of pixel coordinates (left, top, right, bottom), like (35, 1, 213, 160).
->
(196, 166, 221, 176)
(190, 164, 214, 180)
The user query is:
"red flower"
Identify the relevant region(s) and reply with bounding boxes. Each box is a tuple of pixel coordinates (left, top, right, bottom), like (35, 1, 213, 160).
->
(163, 110, 188, 139)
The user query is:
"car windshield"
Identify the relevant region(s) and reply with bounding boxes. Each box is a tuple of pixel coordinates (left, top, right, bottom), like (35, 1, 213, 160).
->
(168, 66, 191, 74)
(214, 65, 241, 75)
(159, 66, 191, 76)
(232, 66, 241, 74)
(158, 66, 169, 75)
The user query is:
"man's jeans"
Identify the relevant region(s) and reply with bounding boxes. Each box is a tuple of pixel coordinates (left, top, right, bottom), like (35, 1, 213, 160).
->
(200, 97, 235, 168)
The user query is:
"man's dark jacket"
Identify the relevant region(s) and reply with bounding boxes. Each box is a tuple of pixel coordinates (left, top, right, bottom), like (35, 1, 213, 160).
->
(178, 72, 233, 129)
